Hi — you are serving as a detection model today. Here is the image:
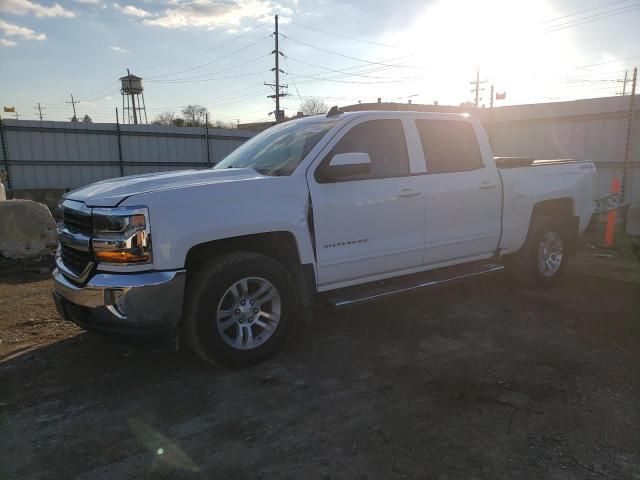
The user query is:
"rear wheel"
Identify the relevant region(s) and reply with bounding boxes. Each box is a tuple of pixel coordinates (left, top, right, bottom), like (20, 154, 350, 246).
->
(505, 216, 569, 287)
(184, 252, 295, 367)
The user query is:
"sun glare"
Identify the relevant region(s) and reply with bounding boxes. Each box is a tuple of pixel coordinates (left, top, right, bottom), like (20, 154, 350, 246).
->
(385, 0, 596, 105)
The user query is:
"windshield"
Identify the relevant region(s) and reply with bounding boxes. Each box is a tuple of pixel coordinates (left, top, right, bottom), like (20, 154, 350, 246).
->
(214, 116, 338, 176)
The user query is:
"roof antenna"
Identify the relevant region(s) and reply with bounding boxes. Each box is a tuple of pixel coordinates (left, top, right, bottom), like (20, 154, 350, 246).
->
(326, 105, 343, 117)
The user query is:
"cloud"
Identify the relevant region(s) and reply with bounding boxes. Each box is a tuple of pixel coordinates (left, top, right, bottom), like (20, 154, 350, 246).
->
(114, 3, 151, 17)
(144, 0, 272, 29)
(75, 0, 101, 4)
(0, 0, 75, 18)
(0, 38, 18, 47)
(109, 45, 129, 53)
(0, 19, 47, 40)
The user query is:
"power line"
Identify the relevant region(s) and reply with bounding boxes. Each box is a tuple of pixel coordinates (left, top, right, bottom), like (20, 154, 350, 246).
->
(544, 4, 640, 33)
(286, 70, 426, 85)
(77, 80, 119, 102)
(145, 35, 271, 80)
(145, 54, 271, 83)
(288, 20, 401, 48)
(282, 56, 302, 105)
(147, 70, 270, 85)
(282, 34, 426, 69)
(571, 55, 640, 70)
(83, 88, 121, 103)
(542, 0, 635, 23)
(291, 63, 426, 87)
(284, 54, 416, 79)
(135, 19, 270, 70)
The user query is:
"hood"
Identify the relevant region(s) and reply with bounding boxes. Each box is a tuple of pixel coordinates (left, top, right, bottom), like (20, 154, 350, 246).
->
(65, 168, 263, 207)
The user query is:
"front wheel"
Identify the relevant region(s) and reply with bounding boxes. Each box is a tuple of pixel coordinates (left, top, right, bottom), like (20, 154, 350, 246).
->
(184, 252, 296, 367)
(505, 216, 569, 287)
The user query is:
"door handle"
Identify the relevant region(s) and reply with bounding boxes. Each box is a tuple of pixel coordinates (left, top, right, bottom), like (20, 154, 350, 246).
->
(479, 180, 497, 189)
(396, 188, 421, 198)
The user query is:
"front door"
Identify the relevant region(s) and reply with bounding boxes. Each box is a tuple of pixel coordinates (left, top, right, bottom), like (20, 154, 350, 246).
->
(307, 117, 426, 289)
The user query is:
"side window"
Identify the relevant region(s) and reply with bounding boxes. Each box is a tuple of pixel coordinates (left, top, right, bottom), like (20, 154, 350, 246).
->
(319, 119, 409, 181)
(415, 120, 483, 173)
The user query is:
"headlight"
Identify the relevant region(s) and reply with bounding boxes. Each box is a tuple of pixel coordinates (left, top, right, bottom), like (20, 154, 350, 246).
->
(92, 206, 152, 264)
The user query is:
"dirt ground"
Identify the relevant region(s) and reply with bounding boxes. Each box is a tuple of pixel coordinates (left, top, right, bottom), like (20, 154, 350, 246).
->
(1, 235, 639, 479)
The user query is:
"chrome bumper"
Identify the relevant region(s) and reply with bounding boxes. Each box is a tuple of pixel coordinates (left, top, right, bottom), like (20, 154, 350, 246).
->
(52, 268, 186, 349)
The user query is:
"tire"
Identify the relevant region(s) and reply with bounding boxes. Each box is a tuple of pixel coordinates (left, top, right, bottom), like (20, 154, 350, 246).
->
(183, 251, 296, 367)
(505, 216, 569, 287)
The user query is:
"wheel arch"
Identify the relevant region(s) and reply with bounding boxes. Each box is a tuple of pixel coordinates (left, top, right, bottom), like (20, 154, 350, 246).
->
(184, 231, 316, 308)
(530, 197, 579, 255)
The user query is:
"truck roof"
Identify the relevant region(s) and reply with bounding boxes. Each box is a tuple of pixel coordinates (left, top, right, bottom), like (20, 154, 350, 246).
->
(329, 110, 472, 120)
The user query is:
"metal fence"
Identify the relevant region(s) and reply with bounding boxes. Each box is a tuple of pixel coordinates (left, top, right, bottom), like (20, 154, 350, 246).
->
(481, 95, 640, 204)
(0, 120, 255, 191)
(1, 95, 639, 205)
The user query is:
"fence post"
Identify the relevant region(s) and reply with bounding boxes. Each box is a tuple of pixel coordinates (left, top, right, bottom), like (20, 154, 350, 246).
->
(621, 66, 637, 203)
(115, 108, 124, 177)
(205, 113, 211, 168)
(0, 115, 11, 191)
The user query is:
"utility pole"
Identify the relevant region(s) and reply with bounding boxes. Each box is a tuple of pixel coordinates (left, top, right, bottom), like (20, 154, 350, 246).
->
(617, 70, 631, 95)
(34, 102, 45, 121)
(489, 84, 495, 145)
(470, 66, 486, 108)
(66, 94, 79, 121)
(265, 14, 287, 122)
(274, 15, 281, 121)
(621, 66, 637, 203)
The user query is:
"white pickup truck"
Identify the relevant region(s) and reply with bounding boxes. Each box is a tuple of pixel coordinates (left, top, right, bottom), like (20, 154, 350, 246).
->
(53, 110, 596, 366)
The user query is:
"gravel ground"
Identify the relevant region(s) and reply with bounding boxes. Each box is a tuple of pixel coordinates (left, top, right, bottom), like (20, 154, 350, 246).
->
(1, 236, 639, 479)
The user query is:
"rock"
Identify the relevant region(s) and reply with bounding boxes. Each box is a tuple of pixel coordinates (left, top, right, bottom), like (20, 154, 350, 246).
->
(0, 200, 57, 258)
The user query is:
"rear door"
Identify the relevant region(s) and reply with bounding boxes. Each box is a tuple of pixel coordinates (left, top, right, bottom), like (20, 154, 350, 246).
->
(307, 116, 426, 289)
(412, 118, 502, 265)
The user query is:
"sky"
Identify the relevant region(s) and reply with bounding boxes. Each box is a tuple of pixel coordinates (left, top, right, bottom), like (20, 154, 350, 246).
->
(0, 0, 639, 123)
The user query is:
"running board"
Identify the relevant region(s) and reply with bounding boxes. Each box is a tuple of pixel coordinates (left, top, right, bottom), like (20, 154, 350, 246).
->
(324, 263, 504, 308)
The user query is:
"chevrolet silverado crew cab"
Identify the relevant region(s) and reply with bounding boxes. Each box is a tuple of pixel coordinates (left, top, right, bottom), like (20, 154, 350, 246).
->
(53, 110, 596, 366)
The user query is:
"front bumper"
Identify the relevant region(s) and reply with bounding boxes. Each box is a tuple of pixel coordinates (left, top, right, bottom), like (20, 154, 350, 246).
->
(52, 268, 186, 351)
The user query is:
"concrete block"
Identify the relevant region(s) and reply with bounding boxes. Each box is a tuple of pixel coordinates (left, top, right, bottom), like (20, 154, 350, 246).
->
(0, 200, 57, 259)
(10, 189, 67, 212)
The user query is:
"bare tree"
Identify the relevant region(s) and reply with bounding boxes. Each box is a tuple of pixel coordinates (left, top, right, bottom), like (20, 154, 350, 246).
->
(210, 120, 237, 129)
(299, 98, 329, 116)
(181, 104, 209, 126)
(152, 111, 179, 126)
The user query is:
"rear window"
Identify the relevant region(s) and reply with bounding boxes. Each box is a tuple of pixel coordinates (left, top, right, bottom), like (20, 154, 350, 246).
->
(415, 120, 483, 173)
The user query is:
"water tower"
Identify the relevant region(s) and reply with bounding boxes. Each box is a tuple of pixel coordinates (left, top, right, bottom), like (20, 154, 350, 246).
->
(120, 69, 148, 124)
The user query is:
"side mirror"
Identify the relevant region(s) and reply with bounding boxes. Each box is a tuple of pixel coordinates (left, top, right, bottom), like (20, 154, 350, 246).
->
(321, 152, 371, 181)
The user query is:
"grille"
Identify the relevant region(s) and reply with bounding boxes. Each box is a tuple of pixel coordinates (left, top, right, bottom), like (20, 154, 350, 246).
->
(60, 244, 93, 277)
(63, 207, 92, 235)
